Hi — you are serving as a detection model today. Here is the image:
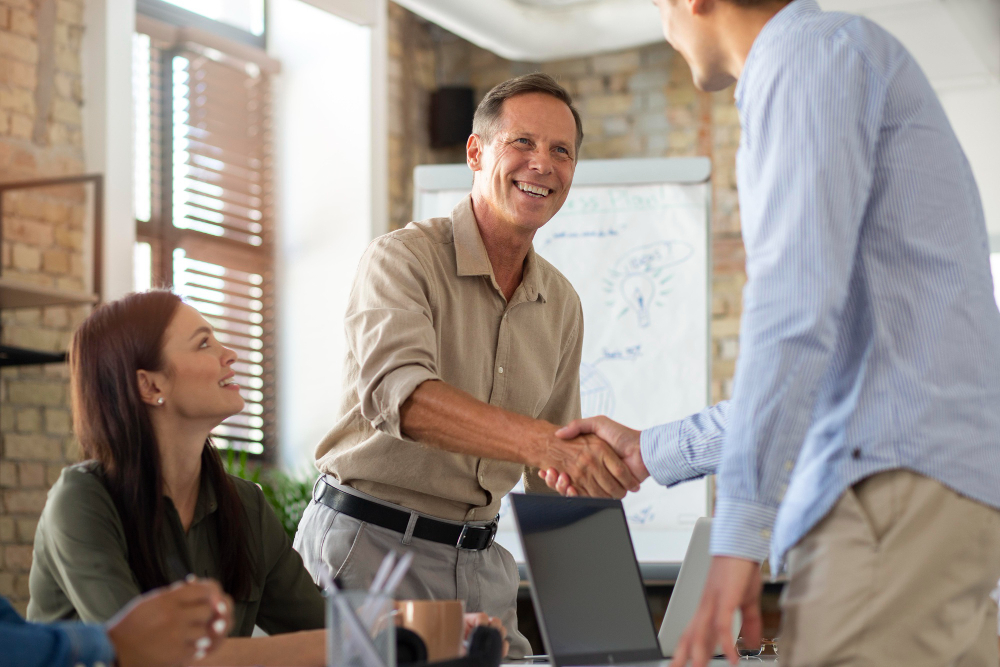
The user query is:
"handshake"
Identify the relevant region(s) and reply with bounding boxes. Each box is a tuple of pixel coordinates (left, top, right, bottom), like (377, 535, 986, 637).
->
(535, 416, 649, 499)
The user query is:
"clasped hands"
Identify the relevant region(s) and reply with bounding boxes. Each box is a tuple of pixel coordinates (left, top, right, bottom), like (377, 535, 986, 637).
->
(536, 416, 650, 499)
(536, 418, 765, 667)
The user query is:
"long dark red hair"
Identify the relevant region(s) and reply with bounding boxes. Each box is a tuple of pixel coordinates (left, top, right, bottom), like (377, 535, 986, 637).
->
(69, 290, 254, 599)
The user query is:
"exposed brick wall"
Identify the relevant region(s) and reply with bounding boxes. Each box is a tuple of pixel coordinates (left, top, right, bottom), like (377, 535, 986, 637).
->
(387, 3, 745, 406)
(0, 0, 90, 615)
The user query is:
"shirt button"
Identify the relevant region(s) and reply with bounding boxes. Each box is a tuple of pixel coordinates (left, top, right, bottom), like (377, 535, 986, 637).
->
(760, 529, 771, 539)
(96, 663, 108, 667)
(498, 367, 504, 374)
(852, 448, 861, 459)
(784, 460, 794, 471)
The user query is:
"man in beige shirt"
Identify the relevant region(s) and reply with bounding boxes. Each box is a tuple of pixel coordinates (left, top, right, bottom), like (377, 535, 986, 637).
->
(293, 73, 639, 657)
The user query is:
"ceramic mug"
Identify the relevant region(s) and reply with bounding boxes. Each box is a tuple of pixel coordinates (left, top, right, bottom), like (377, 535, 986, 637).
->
(395, 599, 466, 661)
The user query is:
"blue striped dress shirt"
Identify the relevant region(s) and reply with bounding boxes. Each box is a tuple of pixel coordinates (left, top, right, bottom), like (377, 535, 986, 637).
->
(640, 0, 1000, 568)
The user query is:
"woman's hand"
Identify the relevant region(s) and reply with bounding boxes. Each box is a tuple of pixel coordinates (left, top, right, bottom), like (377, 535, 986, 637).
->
(106, 578, 232, 667)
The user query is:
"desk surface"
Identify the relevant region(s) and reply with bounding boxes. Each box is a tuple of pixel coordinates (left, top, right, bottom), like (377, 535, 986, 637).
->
(504, 658, 779, 666)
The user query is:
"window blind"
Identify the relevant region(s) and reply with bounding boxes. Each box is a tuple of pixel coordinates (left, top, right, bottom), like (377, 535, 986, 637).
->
(134, 21, 277, 457)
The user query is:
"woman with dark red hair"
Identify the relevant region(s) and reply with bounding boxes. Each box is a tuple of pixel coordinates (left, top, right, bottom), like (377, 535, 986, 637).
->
(26, 291, 327, 665)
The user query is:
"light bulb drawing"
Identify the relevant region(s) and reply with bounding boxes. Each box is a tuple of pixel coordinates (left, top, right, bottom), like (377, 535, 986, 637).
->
(603, 240, 694, 329)
(621, 273, 656, 328)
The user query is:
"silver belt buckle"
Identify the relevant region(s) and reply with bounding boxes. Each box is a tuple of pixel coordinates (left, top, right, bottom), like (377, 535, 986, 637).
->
(456, 524, 474, 550)
(456, 516, 499, 550)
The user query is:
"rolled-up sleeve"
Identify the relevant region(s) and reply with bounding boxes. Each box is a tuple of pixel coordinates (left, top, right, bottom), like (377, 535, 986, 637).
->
(345, 236, 441, 440)
(523, 296, 584, 494)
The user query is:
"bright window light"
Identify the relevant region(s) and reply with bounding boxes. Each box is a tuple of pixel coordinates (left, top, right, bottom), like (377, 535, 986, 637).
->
(134, 242, 153, 291)
(991, 253, 1000, 310)
(132, 33, 152, 223)
(160, 0, 265, 36)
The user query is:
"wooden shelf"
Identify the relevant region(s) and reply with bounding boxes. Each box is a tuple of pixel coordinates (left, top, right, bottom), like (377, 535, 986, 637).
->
(0, 346, 67, 366)
(0, 276, 98, 309)
(0, 174, 103, 368)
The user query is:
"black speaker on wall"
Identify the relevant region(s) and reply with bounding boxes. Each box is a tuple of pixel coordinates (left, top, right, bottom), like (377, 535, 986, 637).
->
(430, 86, 475, 149)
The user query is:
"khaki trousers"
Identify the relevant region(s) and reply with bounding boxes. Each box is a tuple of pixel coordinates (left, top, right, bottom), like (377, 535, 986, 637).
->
(780, 470, 1000, 667)
(293, 492, 532, 658)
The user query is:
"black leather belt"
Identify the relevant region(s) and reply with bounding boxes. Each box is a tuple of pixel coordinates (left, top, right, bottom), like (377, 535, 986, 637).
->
(315, 480, 498, 551)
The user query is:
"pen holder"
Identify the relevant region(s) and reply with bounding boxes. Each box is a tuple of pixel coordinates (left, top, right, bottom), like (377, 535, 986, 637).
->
(327, 590, 396, 667)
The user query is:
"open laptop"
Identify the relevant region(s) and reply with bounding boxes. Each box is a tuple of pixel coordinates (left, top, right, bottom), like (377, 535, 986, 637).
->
(509, 494, 740, 667)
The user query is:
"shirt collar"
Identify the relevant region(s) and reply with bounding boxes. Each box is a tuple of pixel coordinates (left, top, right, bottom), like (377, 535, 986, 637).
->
(453, 196, 493, 277)
(451, 195, 545, 303)
(734, 0, 821, 107)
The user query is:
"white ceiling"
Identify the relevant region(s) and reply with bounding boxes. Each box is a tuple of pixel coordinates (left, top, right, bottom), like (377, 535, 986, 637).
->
(391, 0, 664, 62)
(393, 0, 1000, 236)
(393, 0, 999, 89)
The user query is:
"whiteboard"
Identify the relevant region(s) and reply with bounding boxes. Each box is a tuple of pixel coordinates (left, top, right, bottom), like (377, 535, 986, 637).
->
(414, 157, 712, 563)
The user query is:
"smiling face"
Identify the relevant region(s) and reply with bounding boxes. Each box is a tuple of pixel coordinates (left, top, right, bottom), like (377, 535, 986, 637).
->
(653, 0, 736, 92)
(468, 92, 578, 235)
(139, 303, 244, 427)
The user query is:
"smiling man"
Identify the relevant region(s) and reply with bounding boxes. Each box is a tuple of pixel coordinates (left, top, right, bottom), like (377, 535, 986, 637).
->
(293, 73, 639, 658)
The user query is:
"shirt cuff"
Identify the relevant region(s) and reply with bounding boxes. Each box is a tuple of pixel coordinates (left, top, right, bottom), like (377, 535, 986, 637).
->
(710, 497, 777, 563)
(640, 421, 700, 487)
(58, 623, 116, 667)
(368, 364, 439, 440)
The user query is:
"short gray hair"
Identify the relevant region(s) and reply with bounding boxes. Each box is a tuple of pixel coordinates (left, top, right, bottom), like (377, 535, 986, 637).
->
(472, 73, 584, 154)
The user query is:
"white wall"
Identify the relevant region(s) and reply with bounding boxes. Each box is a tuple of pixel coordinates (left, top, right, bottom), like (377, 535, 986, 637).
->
(939, 85, 1000, 238)
(82, 0, 136, 300)
(269, 0, 378, 471)
(992, 254, 1000, 308)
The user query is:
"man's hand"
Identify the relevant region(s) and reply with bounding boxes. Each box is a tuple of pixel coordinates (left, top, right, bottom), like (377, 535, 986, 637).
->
(106, 578, 232, 667)
(539, 416, 649, 497)
(400, 380, 639, 498)
(539, 430, 641, 499)
(463, 612, 509, 657)
(670, 556, 762, 667)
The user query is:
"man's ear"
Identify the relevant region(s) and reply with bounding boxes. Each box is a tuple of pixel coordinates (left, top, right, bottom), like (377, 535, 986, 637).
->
(467, 133, 484, 172)
(136, 369, 165, 407)
(689, 0, 715, 16)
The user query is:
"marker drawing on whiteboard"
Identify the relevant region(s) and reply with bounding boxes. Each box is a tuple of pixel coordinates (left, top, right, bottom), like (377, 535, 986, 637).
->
(543, 228, 619, 247)
(577, 347, 643, 419)
(628, 505, 656, 525)
(580, 362, 616, 418)
(605, 241, 694, 328)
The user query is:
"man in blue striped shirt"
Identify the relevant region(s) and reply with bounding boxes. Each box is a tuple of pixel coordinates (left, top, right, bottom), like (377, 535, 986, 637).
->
(0, 578, 230, 667)
(545, 0, 1000, 665)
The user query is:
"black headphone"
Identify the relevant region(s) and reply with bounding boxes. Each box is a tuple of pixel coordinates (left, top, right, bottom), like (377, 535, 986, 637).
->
(396, 625, 504, 667)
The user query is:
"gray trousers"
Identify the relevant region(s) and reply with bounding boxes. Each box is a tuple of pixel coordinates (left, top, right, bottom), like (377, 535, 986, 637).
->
(293, 482, 531, 658)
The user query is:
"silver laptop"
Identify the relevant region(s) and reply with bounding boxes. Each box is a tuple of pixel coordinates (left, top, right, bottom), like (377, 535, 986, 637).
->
(509, 494, 739, 667)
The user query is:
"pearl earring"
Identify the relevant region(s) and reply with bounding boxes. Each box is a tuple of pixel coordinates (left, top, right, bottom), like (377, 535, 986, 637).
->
(156, 397, 164, 405)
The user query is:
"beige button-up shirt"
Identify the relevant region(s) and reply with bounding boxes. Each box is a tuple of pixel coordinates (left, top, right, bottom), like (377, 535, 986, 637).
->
(316, 196, 583, 522)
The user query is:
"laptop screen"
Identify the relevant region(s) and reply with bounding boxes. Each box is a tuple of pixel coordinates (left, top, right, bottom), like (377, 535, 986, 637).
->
(510, 494, 662, 666)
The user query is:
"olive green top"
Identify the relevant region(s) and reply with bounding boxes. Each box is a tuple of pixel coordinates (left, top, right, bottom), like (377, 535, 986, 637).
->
(26, 461, 325, 636)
